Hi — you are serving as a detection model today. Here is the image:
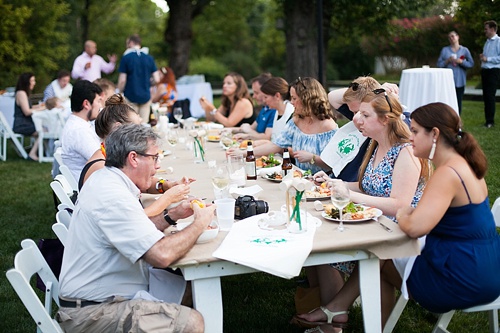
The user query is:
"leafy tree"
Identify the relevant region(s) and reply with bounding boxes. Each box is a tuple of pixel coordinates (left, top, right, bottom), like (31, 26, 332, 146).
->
(0, 0, 70, 90)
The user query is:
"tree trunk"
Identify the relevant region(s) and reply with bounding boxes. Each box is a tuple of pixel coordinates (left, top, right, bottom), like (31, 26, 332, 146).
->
(284, 0, 319, 83)
(165, 0, 194, 77)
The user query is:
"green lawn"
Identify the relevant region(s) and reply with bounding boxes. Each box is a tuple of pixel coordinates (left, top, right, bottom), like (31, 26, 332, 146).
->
(1, 99, 498, 332)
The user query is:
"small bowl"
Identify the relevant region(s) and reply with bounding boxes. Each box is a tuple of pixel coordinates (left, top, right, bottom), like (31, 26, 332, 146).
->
(176, 220, 219, 244)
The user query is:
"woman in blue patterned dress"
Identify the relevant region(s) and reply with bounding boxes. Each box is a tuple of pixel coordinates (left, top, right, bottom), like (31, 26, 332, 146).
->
(291, 89, 429, 332)
(228, 77, 337, 174)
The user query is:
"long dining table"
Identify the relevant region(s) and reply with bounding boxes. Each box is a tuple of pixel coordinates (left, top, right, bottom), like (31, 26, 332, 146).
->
(147, 135, 420, 333)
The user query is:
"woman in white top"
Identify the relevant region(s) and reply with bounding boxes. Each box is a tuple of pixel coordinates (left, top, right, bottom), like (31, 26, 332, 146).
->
(261, 77, 295, 142)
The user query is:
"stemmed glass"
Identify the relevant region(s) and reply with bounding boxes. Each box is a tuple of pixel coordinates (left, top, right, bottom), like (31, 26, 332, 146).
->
(330, 180, 350, 232)
(173, 107, 183, 126)
(211, 165, 230, 198)
(167, 129, 179, 159)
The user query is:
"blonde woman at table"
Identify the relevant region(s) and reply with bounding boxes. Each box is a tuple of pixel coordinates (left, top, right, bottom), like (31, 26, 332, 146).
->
(228, 77, 337, 174)
(79, 94, 193, 218)
(380, 103, 500, 328)
(291, 89, 428, 333)
(13, 72, 46, 161)
(200, 72, 256, 127)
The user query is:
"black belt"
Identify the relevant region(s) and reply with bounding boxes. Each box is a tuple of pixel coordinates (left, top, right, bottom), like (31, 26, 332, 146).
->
(59, 298, 102, 308)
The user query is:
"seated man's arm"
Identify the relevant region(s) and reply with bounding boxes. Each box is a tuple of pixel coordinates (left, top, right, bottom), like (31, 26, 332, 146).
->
(143, 204, 215, 268)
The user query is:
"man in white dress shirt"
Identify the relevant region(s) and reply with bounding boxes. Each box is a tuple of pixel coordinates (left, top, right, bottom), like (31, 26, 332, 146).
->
(72, 40, 117, 82)
(57, 124, 211, 333)
(60, 80, 103, 182)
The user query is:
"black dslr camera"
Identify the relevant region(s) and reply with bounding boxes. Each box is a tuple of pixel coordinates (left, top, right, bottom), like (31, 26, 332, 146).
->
(234, 195, 269, 220)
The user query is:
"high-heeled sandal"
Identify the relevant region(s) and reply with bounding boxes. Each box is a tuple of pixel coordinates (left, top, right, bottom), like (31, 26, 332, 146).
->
(304, 326, 343, 333)
(291, 306, 348, 328)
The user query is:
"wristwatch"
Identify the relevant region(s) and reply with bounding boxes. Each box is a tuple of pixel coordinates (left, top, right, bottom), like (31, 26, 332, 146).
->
(163, 211, 177, 225)
(210, 108, 218, 116)
(310, 154, 316, 165)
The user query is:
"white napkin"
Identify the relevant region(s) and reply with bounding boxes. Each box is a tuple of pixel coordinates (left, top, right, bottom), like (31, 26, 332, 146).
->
(258, 165, 281, 176)
(213, 214, 316, 279)
(320, 121, 367, 177)
(229, 185, 263, 199)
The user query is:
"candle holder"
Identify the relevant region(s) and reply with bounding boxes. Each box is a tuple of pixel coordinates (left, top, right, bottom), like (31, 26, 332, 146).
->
(280, 176, 309, 233)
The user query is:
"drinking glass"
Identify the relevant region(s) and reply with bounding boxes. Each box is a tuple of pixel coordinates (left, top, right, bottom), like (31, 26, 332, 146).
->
(173, 107, 183, 125)
(330, 180, 350, 232)
(167, 129, 178, 159)
(211, 165, 230, 197)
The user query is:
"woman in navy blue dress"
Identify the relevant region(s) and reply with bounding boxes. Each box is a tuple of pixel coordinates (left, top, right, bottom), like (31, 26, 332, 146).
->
(383, 102, 500, 324)
(13, 72, 46, 160)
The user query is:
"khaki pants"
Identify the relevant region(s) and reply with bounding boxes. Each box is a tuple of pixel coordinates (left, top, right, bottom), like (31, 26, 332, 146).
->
(125, 97, 152, 124)
(56, 296, 191, 333)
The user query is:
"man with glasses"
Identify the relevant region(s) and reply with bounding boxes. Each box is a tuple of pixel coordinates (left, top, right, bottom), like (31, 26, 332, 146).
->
(480, 20, 500, 128)
(57, 124, 214, 333)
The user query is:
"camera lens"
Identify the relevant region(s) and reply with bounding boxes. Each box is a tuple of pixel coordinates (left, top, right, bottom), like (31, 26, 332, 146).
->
(255, 200, 269, 214)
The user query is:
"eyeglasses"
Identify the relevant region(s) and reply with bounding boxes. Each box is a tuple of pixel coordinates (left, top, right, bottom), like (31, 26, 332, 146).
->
(294, 77, 307, 90)
(372, 88, 393, 113)
(137, 152, 160, 164)
(348, 82, 360, 91)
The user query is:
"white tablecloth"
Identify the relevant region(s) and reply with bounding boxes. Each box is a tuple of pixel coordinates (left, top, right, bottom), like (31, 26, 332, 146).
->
(399, 68, 459, 114)
(176, 82, 213, 118)
(0, 94, 15, 128)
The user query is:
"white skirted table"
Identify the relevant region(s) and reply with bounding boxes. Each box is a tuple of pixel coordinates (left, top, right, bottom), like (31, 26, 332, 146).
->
(176, 82, 213, 118)
(399, 67, 459, 114)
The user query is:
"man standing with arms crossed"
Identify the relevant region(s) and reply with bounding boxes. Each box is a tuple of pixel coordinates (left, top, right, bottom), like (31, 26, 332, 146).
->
(480, 20, 500, 128)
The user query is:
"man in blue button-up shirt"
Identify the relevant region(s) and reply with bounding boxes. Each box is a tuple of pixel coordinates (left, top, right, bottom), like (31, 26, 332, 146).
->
(480, 20, 500, 128)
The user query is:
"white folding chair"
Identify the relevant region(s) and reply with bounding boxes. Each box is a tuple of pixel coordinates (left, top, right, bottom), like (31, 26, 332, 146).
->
(6, 239, 63, 333)
(50, 175, 75, 211)
(59, 165, 79, 193)
(55, 209, 71, 229)
(52, 222, 69, 247)
(32, 110, 64, 163)
(385, 197, 500, 333)
(0, 111, 28, 161)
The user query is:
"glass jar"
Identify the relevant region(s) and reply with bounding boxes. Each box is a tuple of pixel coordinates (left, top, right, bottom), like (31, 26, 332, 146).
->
(285, 189, 308, 233)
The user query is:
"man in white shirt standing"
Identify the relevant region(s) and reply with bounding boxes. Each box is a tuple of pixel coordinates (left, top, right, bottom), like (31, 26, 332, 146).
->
(72, 40, 117, 82)
(480, 20, 500, 128)
(61, 80, 103, 182)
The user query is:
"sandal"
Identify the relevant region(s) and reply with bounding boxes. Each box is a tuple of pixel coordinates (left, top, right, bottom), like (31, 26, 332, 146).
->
(304, 327, 343, 333)
(291, 306, 348, 329)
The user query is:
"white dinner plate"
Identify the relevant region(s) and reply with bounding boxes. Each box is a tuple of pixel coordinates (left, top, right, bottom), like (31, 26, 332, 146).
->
(261, 172, 282, 182)
(305, 187, 330, 201)
(321, 207, 382, 223)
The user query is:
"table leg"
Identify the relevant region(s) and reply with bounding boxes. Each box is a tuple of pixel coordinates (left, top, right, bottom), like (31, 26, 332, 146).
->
(359, 256, 381, 333)
(191, 277, 223, 333)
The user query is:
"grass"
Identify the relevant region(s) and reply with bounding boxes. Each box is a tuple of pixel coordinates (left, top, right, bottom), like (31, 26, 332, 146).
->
(1, 99, 498, 332)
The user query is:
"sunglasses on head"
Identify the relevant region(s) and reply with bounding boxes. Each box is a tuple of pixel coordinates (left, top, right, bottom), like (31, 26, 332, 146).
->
(294, 77, 307, 90)
(348, 82, 360, 91)
(372, 88, 393, 113)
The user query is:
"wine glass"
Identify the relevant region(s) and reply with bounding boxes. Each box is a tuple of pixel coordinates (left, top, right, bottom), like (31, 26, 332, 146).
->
(167, 129, 178, 159)
(330, 180, 350, 232)
(211, 165, 230, 198)
(173, 107, 183, 126)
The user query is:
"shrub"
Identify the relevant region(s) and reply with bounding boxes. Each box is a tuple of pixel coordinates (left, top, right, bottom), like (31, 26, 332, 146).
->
(188, 56, 229, 82)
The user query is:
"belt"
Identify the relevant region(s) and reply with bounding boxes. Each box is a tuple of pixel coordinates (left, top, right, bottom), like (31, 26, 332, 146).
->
(59, 298, 102, 308)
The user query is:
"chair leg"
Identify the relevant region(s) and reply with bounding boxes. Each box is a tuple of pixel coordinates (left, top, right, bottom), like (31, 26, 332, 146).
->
(383, 296, 408, 333)
(488, 309, 499, 333)
(431, 311, 455, 333)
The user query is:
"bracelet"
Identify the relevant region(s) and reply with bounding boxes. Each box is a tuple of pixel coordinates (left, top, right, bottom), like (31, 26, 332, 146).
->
(210, 108, 218, 116)
(163, 211, 177, 225)
(156, 179, 165, 193)
(310, 154, 316, 165)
